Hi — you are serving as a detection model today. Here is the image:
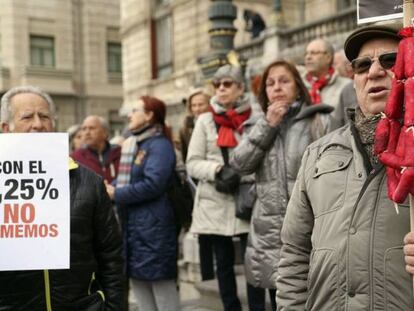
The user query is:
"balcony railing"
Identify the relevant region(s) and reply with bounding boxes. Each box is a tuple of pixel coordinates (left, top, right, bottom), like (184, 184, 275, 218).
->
(279, 6, 357, 50)
(236, 6, 357, 63)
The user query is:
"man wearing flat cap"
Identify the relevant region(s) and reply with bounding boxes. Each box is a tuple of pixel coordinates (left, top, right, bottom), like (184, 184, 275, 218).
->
(276, 25, 414, 310)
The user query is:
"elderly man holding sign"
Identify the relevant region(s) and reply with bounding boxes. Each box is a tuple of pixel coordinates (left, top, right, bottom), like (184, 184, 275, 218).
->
(0, 86, 124, 310)
(276, 25, 414, 310)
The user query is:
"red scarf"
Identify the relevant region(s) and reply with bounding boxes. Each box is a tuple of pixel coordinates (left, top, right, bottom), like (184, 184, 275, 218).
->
(306, 67, 334, 104)
(211, 106, 251, 147)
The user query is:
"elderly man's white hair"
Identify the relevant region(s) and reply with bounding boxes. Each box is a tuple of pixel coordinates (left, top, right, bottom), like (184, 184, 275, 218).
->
(83, 115, 110, 136)
(0, 85, 56, 125)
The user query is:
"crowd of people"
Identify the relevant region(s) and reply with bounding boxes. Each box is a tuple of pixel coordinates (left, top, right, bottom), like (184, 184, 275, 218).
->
(2, 23, 414, 311)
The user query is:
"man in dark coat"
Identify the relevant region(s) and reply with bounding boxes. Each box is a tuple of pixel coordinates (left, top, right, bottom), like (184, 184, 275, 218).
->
(0, 85, 124, 311)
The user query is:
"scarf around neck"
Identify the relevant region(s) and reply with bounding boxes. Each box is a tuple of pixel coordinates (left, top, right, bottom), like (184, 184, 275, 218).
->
(210, 96, 251, 147)
(354, 107, 381, 167)
(117, 124, 163, 188)
(306, 67, 334, 105)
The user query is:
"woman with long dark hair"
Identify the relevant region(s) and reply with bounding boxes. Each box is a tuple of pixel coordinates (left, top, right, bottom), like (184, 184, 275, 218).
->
(106, 96, 179, 311)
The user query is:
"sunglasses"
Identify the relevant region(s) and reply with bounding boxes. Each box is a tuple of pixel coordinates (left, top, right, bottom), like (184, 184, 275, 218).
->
(351, 52, 397, 74)
(212, 80, 236, 89)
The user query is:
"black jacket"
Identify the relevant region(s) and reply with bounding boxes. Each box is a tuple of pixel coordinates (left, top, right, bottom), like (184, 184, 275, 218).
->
(0, 164, 124, 311)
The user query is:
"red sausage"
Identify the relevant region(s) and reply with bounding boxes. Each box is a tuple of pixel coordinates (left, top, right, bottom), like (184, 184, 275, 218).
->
(385, 79, 404, 119)
(404, 78, 414, 126)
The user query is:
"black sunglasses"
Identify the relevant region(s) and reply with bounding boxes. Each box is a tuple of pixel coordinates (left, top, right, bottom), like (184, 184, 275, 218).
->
(212, 80, 236, 89)
(351, 52, 397, 74)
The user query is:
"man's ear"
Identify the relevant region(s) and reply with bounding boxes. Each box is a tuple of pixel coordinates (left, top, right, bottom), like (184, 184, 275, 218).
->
(1, 122, 10, 133)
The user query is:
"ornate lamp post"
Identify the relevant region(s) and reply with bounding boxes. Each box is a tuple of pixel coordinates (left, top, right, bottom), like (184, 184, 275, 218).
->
(271, 0, 284, 27)
(198, 0, 238, 79)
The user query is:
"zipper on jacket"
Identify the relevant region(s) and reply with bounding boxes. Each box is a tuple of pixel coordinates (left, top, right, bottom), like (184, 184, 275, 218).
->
(348, 167, 383, 310)
(43, 270, 52, 311)
(88, 272, 106, 302)
(368, 170, 385, 311)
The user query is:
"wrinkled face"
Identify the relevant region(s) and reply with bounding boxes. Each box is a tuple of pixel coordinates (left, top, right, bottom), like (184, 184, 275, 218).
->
(82, 116, 107, 150)
(265, 65, 298, 107)
(128, 99, 152, 131)
(304, 39, 332, 77)
(353, 38, 398, 117)
(2, 93, 54, 133)
(190, 93, 209, 117)
(213, 77, 244, 108)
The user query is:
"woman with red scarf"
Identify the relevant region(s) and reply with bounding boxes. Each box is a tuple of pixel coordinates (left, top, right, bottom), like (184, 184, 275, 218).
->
(186, 65, 251, 311)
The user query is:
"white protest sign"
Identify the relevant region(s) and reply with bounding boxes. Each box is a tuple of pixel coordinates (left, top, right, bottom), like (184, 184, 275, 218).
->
(358, 0, 403, 24)
(0, 133, 70, 271)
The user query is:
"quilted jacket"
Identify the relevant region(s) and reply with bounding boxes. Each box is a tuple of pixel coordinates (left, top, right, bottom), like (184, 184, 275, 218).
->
(230, 103, 332, 289)
(0, 164, 124, 311)
(276, 114, 414, 310)
(114, 135, 177, 281)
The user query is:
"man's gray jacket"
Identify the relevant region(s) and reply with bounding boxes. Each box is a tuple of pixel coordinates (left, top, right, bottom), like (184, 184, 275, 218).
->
(276, 121, 414, 310)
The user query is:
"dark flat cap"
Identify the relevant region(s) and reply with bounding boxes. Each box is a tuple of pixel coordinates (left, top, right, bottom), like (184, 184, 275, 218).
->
(344, 25, 401, 61)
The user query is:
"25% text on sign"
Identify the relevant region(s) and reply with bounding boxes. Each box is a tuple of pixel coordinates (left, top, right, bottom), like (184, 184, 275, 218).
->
(0, 178, 59, 203)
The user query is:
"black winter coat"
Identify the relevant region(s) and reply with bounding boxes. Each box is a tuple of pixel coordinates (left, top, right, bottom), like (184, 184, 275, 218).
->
(0, 164, 124, 311)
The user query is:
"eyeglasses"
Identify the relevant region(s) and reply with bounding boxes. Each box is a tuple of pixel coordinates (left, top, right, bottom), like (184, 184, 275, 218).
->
(212, 80, 236, 89)
(304, 50, 327, 57)
(351, 52, 397, 74)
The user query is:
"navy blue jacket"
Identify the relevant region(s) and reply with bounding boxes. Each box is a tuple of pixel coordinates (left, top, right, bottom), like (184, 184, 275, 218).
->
(114, 135, 177, 281)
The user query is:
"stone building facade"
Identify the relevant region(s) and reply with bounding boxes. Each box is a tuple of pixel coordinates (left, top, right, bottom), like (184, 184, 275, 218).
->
(119, 1, 360, 300)
(120, 0, 358, 134)
(0, 0, 123, 133)
(120, 0, 274, 133)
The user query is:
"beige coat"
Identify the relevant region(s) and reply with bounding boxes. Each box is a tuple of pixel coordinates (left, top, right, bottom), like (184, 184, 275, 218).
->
(186, 112, 250, 236)
(276, 120, 414, 310)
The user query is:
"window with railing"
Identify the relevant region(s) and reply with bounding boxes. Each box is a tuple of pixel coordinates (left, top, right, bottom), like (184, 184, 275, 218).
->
(107, 42, 122, 73)
(30, 35, 55, 67)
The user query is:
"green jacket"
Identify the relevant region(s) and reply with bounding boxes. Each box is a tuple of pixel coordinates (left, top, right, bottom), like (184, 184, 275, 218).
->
(276, 121, 414, 310)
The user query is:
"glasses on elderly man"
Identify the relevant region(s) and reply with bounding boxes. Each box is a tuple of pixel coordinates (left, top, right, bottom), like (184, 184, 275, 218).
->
(351, 52, 397, 74)
(212, 80, 236, 89)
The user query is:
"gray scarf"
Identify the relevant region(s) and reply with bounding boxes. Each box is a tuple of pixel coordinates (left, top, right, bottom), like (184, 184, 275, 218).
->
(354, 107, 381, 166)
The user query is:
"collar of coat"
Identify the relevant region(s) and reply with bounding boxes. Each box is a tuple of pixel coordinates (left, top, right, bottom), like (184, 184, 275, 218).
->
(69, 157, 79, 170)
(292, 102, 333, 121)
